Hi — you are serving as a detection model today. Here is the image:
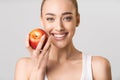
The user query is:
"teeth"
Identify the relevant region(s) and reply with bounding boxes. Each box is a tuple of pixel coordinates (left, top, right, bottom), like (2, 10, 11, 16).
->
(54, 34, 66, 38)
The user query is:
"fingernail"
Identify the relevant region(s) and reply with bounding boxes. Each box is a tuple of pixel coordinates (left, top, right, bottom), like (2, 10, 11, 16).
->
(41, 34, 45, 39)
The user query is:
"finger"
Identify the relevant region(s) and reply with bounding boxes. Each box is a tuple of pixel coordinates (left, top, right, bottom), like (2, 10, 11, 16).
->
(43, 47, 50, 61)
(41, 35, 52, 56)
(34, 35, 46, 55)
(31, 51, 41, 68)
(32, 35, 46, 66)
(25, 34, 33, 55)
(38, 36, 52, 63)
(38, 49, 50, 69)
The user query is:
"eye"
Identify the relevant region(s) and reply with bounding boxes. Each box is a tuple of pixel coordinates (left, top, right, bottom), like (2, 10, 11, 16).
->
(46, 17, 55, 22)
(63, 16, 72, 22)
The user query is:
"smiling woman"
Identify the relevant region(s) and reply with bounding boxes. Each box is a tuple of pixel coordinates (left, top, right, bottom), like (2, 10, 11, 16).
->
(14, 0, 112, 80)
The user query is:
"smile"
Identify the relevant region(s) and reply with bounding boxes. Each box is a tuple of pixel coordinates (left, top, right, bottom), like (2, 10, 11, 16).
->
(51, 32, 68, 40)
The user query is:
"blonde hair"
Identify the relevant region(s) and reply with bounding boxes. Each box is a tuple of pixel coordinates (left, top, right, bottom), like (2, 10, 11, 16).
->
(40, 0, 79, 16)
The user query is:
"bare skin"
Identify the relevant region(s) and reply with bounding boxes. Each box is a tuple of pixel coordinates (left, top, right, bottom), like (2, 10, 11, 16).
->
(14, 35, 52, 80)
(14, 0, 112, 80)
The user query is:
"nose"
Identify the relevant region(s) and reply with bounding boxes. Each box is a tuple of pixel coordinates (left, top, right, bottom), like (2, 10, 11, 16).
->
(55, 19, 65, 31)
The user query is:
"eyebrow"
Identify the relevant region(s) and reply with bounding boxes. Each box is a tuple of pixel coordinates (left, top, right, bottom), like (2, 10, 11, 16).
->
(62, 12, 73, 15)
(45, 13, 55, 16)
(45, 12, 73, 16)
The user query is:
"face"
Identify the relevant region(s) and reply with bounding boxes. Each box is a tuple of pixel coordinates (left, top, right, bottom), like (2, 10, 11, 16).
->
(41, 0, 80, 48)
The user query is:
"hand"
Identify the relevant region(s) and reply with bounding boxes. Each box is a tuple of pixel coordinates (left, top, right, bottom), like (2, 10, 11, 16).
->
(26, 34, 52, 80)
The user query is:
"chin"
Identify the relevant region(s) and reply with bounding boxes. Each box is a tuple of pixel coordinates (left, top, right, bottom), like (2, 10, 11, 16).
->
(52, 41, 70, 49)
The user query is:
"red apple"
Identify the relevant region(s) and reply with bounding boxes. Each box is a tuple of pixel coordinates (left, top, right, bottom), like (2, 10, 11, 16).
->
(29, 28, 48, 49)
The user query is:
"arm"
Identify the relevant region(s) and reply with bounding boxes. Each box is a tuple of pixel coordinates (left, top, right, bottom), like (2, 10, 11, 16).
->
(92, 56, 112, 80)
(14, 58, 29, 80)
(14, 35, 52, 80)
(14, 56, 48, 80)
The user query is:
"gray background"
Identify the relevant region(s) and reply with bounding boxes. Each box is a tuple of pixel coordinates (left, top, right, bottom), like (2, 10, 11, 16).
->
(0, 0, 120, 80)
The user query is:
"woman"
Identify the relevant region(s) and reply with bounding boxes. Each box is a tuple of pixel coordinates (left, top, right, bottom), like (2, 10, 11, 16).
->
(14, 0, 112, 80)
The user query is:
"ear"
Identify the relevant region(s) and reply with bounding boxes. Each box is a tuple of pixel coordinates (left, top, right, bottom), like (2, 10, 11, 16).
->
(76, 13, 80, 27)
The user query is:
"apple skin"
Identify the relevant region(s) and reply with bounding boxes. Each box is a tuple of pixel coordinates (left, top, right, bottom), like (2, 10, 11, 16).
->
(29, 28, 48, 49)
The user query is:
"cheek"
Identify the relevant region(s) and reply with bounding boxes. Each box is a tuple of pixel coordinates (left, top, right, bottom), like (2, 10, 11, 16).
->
(67, 23, 76, 35)
(43, 23, 53, 35)
(70, 27, 75, 36)
(65, 22, 76, 31)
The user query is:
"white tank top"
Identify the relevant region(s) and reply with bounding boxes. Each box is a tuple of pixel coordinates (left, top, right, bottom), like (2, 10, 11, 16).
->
(45, 53, 93, 80)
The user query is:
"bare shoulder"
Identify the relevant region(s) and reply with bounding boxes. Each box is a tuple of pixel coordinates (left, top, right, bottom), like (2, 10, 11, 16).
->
(15, 57, 32, 68)
(14, 57, 32, 80)
(15, 57, 33, 73)
(92, 56, 111, 68)
(92, 56, 112, 80)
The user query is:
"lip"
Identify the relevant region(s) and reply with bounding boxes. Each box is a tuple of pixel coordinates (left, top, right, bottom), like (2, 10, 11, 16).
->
(51, 32, 68, 41)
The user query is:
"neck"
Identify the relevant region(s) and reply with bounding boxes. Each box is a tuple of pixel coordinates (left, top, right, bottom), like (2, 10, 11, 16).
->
(49, 42, 78, 63)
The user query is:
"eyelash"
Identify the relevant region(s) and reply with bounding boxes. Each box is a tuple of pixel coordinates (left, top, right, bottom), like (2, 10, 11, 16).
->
(46, 16, 72, 22)
(46, 17, 55, 22)
(63, 16, 72, 21)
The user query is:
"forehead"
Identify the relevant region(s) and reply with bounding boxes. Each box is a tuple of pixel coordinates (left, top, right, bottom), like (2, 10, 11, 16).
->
(42, 0, 76, 15)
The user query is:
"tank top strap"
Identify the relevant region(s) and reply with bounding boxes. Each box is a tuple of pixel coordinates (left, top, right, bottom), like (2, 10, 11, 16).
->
(45, 75, 48, 80)
(81, 53, 93, 80)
